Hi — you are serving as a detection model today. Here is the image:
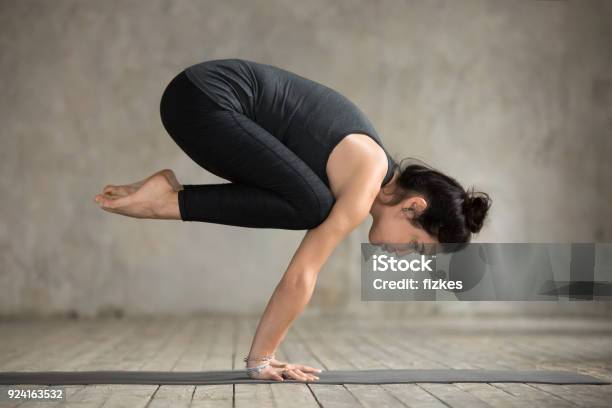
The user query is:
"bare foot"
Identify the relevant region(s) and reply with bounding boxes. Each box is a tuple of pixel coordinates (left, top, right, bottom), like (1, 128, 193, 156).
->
(94, 169, 182, 219)
(102, 169, 182, 198)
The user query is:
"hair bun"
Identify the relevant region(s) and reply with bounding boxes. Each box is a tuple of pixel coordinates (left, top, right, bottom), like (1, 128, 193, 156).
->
(463, 190, 491, 233)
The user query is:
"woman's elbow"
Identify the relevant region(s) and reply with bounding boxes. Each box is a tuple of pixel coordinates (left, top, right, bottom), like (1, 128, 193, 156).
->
(278, 270, 318, 293)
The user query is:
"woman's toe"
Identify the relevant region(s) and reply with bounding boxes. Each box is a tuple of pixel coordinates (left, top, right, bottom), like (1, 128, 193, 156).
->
(103, 185, 123, 196)
(97, 194, 123, 209)
(95, 195, 112, 208)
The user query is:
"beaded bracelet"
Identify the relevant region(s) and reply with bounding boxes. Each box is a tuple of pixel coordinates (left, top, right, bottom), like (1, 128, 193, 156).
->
(243, 353, 275, 363)
(245, 361, 270, 378)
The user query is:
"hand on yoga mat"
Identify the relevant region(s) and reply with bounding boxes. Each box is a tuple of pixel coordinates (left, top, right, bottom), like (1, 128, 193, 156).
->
(269, 357, 322, 373)
(250, 360, 321, 382)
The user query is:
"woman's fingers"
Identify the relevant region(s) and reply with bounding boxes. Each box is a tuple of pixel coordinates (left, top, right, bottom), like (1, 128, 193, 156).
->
(248, 366, 318, 382)
(270, 371, 284, 382)
(294, 364, 323, 374)
(283, 368, 319, 382)
(284, 369, 308, 382)
(272, 362, 322, 380)
(247, 363, 320, 382)
(283, 363, 321, 373)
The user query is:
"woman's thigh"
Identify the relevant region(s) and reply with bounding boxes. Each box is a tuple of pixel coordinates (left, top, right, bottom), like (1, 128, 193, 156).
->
(159, 70, 334, 221)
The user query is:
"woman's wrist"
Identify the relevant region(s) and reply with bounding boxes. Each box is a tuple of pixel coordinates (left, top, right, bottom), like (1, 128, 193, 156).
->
(245, 361, 270, 377)
(244, 353, 276, 377)
(244, 353, 275, 368)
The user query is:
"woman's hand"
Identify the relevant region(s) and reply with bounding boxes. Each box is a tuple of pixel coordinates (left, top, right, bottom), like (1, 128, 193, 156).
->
(269, 358, 322, 374)
(248, 361, 321, 382)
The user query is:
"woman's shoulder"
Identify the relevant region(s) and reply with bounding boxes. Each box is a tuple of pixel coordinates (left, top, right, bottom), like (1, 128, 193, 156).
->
(327, 134, 389, 196)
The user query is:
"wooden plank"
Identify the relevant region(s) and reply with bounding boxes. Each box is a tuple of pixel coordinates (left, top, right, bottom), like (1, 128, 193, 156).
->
(296, 318, 414, 408)
(395, 328, 576, 408)
(53, 320, 149, 408)
(2, 315, 611, 407)
(270, 327, 320, 408)
(145, 316, 218, 408)
(499, 331, 612, 407)
(96, 317, 185, 408)
(14, 319, 153, 408)
(8, 319, 137, 408)
(1, 320, 107, 371)
(282, 321, 362, 408)
(431, 329, 612, 407)
(300, 321, 446, 408)
(64, 319, 165, 408)
(361, 321, 550, 408)
(146, 386, 194, 408)
(233, 317, 275, 408)
(357, 324, 492, 408)
(143, 318, 201, 408)
(56, 319, 160, 407)
(57, 320, 142, 371)
(442, 332, 596, 407)
(0, 320, 79, 367)
(190, 317, 233, 408)
(354, 330, 456, 408)
(171, 317, 215, 371)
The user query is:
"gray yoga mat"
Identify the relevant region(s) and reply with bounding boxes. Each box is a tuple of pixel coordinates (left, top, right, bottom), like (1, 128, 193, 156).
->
(0, 369, 607, 385)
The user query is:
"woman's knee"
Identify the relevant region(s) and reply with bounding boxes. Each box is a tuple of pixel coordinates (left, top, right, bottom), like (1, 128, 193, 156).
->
(297, 190, 334, 229)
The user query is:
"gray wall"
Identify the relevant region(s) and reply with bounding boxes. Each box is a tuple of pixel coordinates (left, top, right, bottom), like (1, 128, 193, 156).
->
(1, 0, 611, 317)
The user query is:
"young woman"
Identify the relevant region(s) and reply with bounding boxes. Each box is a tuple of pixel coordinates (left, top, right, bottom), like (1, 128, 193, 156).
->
(94, 58, 491, 382)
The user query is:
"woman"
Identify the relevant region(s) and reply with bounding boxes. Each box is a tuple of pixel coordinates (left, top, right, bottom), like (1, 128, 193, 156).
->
(94, 58, 491, 382)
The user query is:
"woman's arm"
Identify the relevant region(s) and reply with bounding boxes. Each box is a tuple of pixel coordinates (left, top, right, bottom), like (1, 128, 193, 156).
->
(245, 158, 386, 381)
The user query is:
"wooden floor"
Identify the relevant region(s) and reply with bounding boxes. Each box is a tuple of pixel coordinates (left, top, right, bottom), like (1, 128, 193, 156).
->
(0, 315, 611, 407)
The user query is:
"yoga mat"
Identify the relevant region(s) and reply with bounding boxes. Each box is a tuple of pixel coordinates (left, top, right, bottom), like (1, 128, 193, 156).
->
(0, 369, 607, 385)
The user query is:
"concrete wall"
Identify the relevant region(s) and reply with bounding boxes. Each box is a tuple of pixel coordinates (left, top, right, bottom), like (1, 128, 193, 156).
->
(1, 0, 611, 317)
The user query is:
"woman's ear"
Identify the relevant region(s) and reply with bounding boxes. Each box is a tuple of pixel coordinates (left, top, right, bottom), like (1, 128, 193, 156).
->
(401, 196, 428, 219)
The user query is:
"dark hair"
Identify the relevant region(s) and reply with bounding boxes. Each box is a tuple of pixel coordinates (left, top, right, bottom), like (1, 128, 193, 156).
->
(383, 159, 491, 243)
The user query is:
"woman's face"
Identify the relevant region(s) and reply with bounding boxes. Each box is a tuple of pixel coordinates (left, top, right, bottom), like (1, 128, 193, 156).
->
(368, 195, 437, 252)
